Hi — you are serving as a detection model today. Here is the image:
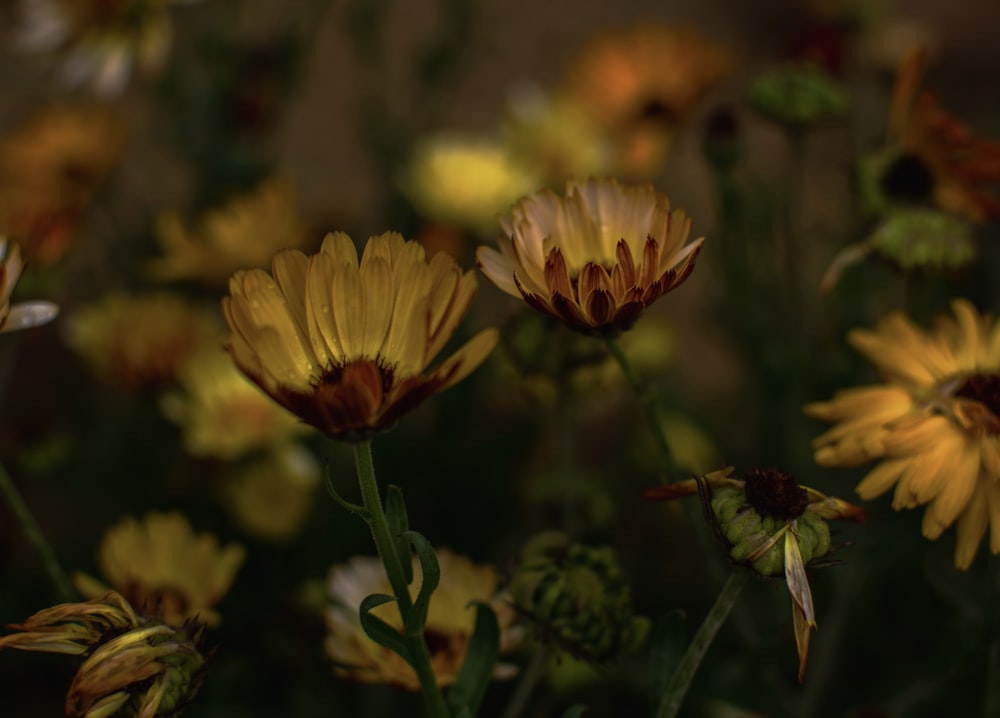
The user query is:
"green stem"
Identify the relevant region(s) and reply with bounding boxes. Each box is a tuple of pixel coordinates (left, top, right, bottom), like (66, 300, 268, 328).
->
(603, 336, 682, 480)
(351, 441, 450, 718)
(499, 645, 550, 718)
(655, 569, 750, 718)
(0, 459, 75, 602)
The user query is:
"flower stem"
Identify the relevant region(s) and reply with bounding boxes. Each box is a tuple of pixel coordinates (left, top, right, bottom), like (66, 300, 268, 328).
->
(603, 336, 682, 480)
(499, 645, 550, 718)
(655, 569, 750, 718)
(351, 440, 450, 718)
(0, 459, 75, 602)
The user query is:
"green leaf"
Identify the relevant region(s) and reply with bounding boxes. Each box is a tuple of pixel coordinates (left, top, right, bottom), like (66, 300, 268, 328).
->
(359, 593, 411, 663)
(385, 485, 413, 584)
(562, 705, 588, 717)
(401, 530, 440, 638)
(446, 601, 500, 717)
(324, 466, 368, 518)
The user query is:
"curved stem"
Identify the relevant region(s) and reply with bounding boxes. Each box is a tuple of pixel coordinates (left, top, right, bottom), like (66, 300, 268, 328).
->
(655, 569, 750, 718)
(0, 459, 75, 602)
(603, 336, 683, 481)
(499, 645, 550, 718)
(351, 441, 450, 718)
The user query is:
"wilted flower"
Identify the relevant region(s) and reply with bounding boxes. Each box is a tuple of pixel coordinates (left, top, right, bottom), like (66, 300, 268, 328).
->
(477, 178, 704, 335)
(162, 344, 309, 461)
(16, 0, 197, 96)
(644, 467, 864, 681)
(398, 135, 539, 233)
(325, 549, 521, 689)
(0, 591, 207, 717)
(747, 63, 848, 130)
(222, 445, 320, 542)
(0, 105, 124, 266)
(74, 512, 245, 626)
(65, 292, 221, 390)
(859, 49, 1000, 222)
(223, 232, 498, 441)
(562, 25, 732, 177)
(807, 299, 1000, 569)
(150, 179, 312, 286)
(0, 239, 59, 333)
(509, 531, 649, 663)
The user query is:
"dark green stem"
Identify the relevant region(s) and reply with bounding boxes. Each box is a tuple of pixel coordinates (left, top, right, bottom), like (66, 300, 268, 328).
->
(499, 645, 550, 718)
(351, 441, 450, 718)
(0, 459, 75, 602)
(603, 335, 682, 480)
(655, 569, 750, 718)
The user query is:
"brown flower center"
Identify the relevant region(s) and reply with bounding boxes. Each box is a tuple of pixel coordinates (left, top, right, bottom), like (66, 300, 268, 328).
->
(881, 153, 935, 203)
(743, 467, 809, 521)
(954, 373, 1000, 435)
(632, 98, 679, 127)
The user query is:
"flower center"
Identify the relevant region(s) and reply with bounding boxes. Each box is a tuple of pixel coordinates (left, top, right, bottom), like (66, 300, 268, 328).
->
(881, 153, 935, 203)
(631, 98, 679, 127)
(953, 373, 1000, 435)
(743, 467, 809, 521)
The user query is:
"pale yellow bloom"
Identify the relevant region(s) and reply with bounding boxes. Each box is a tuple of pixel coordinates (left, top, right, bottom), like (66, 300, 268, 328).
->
(477, 178, 704, 335)
(223, 231, 498, 440)
(162, 344, 309, 461)
(325, 549, 521, 689)
(0, 239, 59, 332)
(807, 299, 1000, 568)
(74, 512, 245, 626)
(222, 445, 319, 542)
(151, 179, 312, 286)
(399, 135, 539, 232)
(65, 292, 221, 389)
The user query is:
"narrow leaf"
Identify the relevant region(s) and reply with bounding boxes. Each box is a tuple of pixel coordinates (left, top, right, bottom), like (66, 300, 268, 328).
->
(784, 525, 816, 683)
(359, 593, 411, 663)
(325, 466, 368, 518)
(446, 601, 500, 717)
(385, 485, 413, 584)
(401, 530, 440, 638)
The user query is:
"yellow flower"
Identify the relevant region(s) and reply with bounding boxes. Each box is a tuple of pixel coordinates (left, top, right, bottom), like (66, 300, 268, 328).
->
(398, 135, 539, 233)
(74, 512, 245, 626)
(223, 231, 498, 441)
(325, 549, 521, 689)
(65, 292, 221, 390)
(806, 299, 1000, 569)
(0, 239, 59, 333)
(222, 445, 320, 542)
(150, 179, 312, 286)
(0, 105, 124, 266)
(162, 344, 310, 461)
(16, 0, 195, 96)
(561, 25, 732, 177)
(477, 178, 704, 335)
(0, 591, 207, 718)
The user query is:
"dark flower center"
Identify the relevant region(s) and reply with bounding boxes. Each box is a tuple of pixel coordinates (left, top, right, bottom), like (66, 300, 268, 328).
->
(632, 98, 679, 127)
(881, 153, 935, 203)
(743, 467, 809, 521)
(955, 373, 1000, 429)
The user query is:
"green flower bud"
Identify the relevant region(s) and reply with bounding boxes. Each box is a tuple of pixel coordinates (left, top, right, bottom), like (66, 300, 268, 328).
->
(868, 209, 974, 271)
(510, 532, 649, 662)
(748, 64, 848, 130)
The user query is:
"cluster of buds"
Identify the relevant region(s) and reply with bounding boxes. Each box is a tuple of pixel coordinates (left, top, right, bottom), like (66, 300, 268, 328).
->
(0, 591, 208, 717)
(645, 467, 865, 681)
(509, 531, 649, 663)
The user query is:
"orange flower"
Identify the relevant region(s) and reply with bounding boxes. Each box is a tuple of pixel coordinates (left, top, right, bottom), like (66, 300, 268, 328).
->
(477, 179, 703, 335)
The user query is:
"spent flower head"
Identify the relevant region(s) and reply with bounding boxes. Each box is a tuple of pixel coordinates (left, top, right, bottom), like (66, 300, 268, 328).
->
(748, 63, 848, 130)
(0, 591, 208, 717)
(477, 178, 704, 336)
(223, 231, 498, 441)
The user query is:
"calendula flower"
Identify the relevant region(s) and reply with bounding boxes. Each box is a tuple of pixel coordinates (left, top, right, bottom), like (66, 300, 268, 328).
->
(0, 239, 59, 333)
(398, 135, 539, 233)
(162, 344, 309, 461)
(644, 467, 864, 681)
(859, 48, 1000, 222)
(223, 231, 498, 441)
(806, 299, 1000, 569)
(477, 178, 704, 335)
(0, 591, 207, 718)
(325, 549, 521, 689)
(16, 0, 197, 96)
(74, 512, 245, 626)
(222, 444, 320, 542)
(150, 179, 312, 286)
(65, 292, 221, 390)
(0, 105, 124, 266)
(562, 25, 732, 177)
